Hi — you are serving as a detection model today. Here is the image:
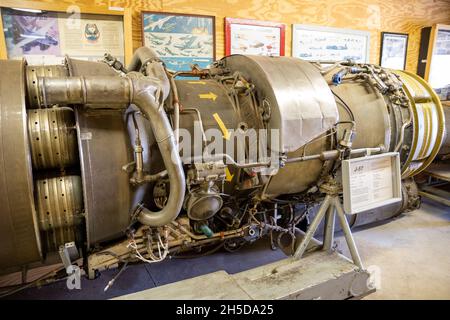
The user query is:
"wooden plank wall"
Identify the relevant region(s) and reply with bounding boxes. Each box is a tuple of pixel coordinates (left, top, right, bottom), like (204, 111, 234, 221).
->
(1, 0, 450, 73)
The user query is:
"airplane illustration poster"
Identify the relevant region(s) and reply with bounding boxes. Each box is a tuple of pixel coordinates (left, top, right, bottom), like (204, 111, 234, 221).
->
(1, 9, 61, 60)
(292, 24, 370, 63)
(142, 12, 215, 72)
(225, 18, 286, 56)
(1, 8, 125, 65)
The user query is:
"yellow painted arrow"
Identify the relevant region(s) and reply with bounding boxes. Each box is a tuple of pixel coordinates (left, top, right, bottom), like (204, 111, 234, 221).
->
(188, 81, 206, 85)
(213, 113, 231, 140)
(199, 92, 218, 101)
(225, 167, 234, 182)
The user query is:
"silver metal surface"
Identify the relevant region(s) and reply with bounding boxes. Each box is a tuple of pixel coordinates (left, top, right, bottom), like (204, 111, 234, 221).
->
(223, 55, 338, 153)
(331, 80, 392, 150)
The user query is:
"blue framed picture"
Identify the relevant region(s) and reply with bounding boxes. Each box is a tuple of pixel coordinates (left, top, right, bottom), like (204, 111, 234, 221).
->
(141, 12, 215, 73)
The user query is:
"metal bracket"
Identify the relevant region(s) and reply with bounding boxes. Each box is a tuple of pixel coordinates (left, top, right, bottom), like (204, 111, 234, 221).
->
(58, 242, 79, 273)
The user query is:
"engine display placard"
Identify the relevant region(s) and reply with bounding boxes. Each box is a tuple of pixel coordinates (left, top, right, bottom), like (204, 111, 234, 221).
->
(342, 152, 402, 214)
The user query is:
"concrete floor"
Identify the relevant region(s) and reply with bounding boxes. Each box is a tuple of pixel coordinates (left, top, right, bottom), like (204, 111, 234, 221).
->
(3, 199, 450, 299)
(338, 199, 450, 299)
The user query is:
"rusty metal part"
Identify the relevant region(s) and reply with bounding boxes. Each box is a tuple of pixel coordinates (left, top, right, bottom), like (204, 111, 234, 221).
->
(35, 175, 83, 252)
(27, 107, 78, 170)
(25, 65, 68, 108)
(0, 60, 42, 269)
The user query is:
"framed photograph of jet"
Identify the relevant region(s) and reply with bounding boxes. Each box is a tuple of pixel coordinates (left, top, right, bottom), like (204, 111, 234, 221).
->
(0, 7, 125, 65)
(141, 11, 215, 73)
(225, 18, 286, 56)
(292, 24, 370, 63)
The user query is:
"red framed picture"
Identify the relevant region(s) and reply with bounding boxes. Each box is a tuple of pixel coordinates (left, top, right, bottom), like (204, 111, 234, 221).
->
(224, 18, 286, 56)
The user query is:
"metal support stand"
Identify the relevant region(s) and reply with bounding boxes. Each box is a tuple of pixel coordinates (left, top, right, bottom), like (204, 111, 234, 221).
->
(293, 178, 364, 270)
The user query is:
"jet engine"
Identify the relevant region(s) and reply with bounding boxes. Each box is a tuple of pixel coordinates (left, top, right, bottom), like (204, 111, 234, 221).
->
(0, 48, 446, 279)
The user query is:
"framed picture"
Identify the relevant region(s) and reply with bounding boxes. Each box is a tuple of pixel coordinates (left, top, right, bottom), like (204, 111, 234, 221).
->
(422, 24, 450, 100)
(225, 18, 285, 56)
(292, 24, 370, 63)
(141, 11, 215, 73)
(380, 32, 408, 70)
(0, 6, 126, 65)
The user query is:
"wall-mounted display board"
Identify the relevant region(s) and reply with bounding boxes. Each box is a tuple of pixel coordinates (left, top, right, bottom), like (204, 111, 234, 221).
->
(224, 18, 285, 56)
(141, 11, 215, 73)
(380, 32, 408, 70)
(0, 6, 126, 65)
(417, 24, 450, 101)
(292, 24, 370, 63)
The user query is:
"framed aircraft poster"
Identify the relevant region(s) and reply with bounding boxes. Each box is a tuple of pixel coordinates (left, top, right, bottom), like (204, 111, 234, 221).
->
(141, 11, 215, 73)
(225, 18, 286, 56)
(0, 7, 125, 65)
(292, 24, 370, 63)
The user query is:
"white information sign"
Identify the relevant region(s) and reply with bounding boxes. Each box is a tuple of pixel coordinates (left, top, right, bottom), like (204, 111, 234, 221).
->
(342, 153, 402, 214)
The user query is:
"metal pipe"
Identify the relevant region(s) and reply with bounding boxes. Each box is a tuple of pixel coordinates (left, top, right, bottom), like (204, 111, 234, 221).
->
(167, 73, 180, 147)
(134, 137, 144, 181)
(394, 117, 412, 152)
(38, 76, 132, 107)
(131, 170, 168, 185)
(286, 147, 384, 164)
(127, 47, 170, 101)
(38, 75, 186, 227)
(187, 153, 271, 168)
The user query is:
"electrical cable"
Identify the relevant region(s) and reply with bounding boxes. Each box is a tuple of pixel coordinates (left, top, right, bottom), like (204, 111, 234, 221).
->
(331, 90, 355, 121)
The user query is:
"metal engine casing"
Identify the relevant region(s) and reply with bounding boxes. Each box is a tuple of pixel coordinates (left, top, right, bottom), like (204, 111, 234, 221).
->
(0, 52, 447, 273)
